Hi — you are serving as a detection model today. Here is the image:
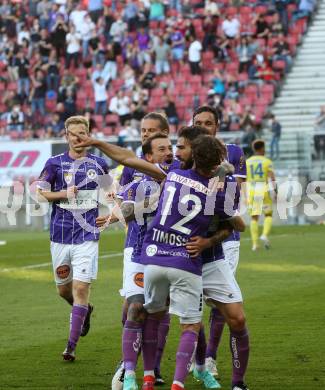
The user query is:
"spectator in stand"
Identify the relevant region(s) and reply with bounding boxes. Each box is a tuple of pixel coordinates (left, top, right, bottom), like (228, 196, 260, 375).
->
(15, 50, 30, 102)
(39, 28, 53, 62)
(30, 69, 47, 117)
(240, 106, 256, 130)
(7, 104, 24, 132)
(123, 0, 138, 32)
(149, 0, 165, 21)
(212, 68, 226, 96)
(226, 99, 243, 125)
(109, 90, 131, 125)
(103, 6, 115, 41)
(45, 112, 64, 137)
(50, 15, 68, 58)
(109, 14, 127, 52)
(118, 120, 139, 140)
(292, 0, 316, 22)
(136, 27, 152, 66)
(188, 34, 202, 75)
(219, 109, 231, 132)
(225, 82, 239, 101)
(79, 13, 96, 60)
(170, 23, 185, 63)
(257, 60, 278, 91)
(272, 33, 292, 72)
(88, 29, 101, 66)
(93, 76, 109, 116)
(69, 3, 87, 33)
(202, 14, 218, 51)
(153, 35, 171, 75)
(44, 50, 60, 92)
(274, 0, 289, 35)
(314, 107, 325, 159)
(241, 125, 257, 157)
(221, 14, 240, 40)
(102, 43, 118, 80)
(58, 69, 78, 103)
(139, 62, 156, 89)
(236, 35, 256, 73)
(271, 12, 285, 36)
(17, 24, 30, 46)
(88, 0, 104, 24)
(137, 1, 149, 28)
(254, 14, 270, 43)
(270, 113, 281, 160)
(204, 0, 220, 17)
(63, 88, 77, 118)
(162, 95, 179, 125)
(122, 63, 136, 89)
(30, 19, 41, 49)
(36, 0, 52, 30)
(170, 0, 182, 13)
(65, 24, 81, 69)
(48, 3, 61, 33)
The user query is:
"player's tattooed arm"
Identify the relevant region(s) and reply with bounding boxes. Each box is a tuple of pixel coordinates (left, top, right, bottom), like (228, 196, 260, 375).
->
(71, 132, 166, 181)
(121, 202, 136, 223)
(228, 215, 246, 232)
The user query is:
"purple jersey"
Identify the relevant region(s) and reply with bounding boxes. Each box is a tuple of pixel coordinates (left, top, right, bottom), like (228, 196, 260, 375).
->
(225, 143, 246, 242)
(141, 169, 238, 275)
(38, 151, 109, 244)
(123, 178, 160, 263)
(119, 162, 145, 249)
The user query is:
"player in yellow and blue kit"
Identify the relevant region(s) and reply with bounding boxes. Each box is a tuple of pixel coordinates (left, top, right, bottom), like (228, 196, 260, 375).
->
(246, 139, 277, 251)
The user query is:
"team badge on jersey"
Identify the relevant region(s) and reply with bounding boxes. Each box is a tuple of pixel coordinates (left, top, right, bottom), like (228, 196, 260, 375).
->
(87, 169, 97, 180)
(64, 172, 73, 184)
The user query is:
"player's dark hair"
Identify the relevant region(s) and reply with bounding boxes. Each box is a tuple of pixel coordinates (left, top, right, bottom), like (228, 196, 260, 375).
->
(178, 125, 210, 142)
(192, 135, 226, 173)
(192, 105, 220, 126)
(142, 112, 170, 134)
(142, 132, 169, 156)
(252, 139, 265, 151)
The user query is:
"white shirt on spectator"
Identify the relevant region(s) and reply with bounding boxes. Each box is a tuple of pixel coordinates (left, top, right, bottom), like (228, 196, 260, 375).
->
(205, 1, 219, 15)
(70, 9, 87, 32)
(18, 31, 30, 45)
(79, 18, 95, 40)
(66, 32, 81, 54)
(222, 18, 240, 38)
(188, 40, 202, 62)
(93, 80, 108, 102)
(109, 96, 131, 116)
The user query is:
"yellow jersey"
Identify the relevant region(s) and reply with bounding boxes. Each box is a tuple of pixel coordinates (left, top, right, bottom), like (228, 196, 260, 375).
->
(246, 155, 273, 183)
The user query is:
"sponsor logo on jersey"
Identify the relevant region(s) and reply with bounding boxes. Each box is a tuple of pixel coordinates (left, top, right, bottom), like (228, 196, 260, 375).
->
(56, 264, 71, 279)
(134, 272, 144, 288)
(146, 244, 158, 257)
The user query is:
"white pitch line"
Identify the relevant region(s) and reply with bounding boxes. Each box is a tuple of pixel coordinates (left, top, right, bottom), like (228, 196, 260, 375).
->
(0, 252, 123, 273)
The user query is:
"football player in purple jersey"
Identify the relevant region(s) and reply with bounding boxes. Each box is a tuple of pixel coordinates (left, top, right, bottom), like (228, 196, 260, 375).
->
(37, 116, 110, 361)
(140, 135, 245, 390)
(192, 106, 249, 390)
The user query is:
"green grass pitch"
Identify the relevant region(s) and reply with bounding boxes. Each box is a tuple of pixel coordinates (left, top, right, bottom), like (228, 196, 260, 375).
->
(0, 226, 324, 389)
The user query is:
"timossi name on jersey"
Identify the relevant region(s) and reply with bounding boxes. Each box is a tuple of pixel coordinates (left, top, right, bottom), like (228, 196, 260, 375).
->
(38, 152, 110, 244)
(141, 169, 239, 275)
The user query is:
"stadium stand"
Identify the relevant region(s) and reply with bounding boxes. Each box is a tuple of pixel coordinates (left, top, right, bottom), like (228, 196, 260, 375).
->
(0, 0, 317, 146)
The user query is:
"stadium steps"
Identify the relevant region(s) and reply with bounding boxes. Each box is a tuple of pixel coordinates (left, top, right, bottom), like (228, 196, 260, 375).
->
(268, 0, 325, 170)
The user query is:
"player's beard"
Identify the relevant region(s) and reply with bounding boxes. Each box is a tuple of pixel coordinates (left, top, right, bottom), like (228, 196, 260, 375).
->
(180, 157, 193, 170)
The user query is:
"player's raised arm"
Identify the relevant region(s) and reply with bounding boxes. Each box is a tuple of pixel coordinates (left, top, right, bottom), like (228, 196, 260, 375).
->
(71, 131, 166, 181)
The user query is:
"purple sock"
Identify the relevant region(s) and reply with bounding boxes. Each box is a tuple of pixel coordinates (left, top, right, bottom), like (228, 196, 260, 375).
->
(195, 326, 207, 366)
(68, 304, 88, 349)
(155, 312, 170, 373)
(230, 327, 250, 385)
(174, 330, 198, 385)
(142, 316, 160, 371)
(206, 308, 226, 360)
(123, 320, 143, 372)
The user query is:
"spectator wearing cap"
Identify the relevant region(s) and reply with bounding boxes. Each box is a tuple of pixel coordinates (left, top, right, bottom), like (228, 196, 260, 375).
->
(188, 35, 202, 75)
(65, 25, 81, 69)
